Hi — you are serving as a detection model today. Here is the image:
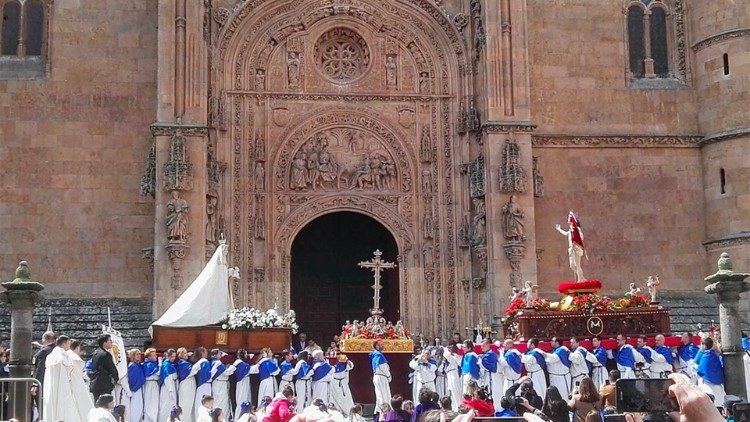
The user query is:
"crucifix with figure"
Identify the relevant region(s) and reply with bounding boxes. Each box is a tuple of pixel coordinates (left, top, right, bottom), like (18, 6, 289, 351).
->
(358, 249, 397, 312)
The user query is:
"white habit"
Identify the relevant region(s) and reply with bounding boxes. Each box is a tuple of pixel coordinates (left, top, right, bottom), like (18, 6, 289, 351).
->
(158, 365, 179, 422)
(43, 346, 84, 422)
(521, 349, 547, 401)
(409, 358, 437, 394)
(443, 350, 462, 411)
(372, 353, 392, 412)
(178, 360, 201, 422)
(142, 366, 160, 422)
(545, 349, 572, 399)
(212, 360, 236, 420)
(311, 361, 335, 403)
(330, 360, 355, 416)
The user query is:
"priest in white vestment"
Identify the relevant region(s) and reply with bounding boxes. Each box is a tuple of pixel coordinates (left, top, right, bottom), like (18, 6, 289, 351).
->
(370, 341, 392, 416)
(44, 336, 87, 422)
(69, 340, 95, 420)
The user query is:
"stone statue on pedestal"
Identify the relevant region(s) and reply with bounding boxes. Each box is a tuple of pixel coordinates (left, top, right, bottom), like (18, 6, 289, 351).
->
(646, 275, 660, 303)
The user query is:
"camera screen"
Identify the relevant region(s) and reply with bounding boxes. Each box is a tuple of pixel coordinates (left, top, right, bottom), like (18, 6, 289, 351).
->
(734, 403, 750, 422)
(616, 379, 678, 413)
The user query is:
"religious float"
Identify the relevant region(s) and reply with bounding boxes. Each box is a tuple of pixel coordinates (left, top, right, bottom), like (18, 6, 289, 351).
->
(502, 212, 671, 340)
(150, 240, 294, 352)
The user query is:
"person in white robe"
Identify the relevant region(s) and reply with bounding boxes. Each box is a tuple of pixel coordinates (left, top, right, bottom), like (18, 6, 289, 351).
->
(233, 349, 254, 418)
(409, 349, 437, 394)
(330, 354, 355, 416)
(44, 336, 85, 422)
(311, 349, 335, 403)
(649, 335, 675, 378)
(211, 350, 236, 420)
(158, 349, 179, 422)
(521, 338, 547, 401)
(250, 348, 280, 405)
(608, 335, 646, 380)
(676, 332, 699, 384)
(499, 339, 522, 393)
(176, 347, 199, 422)
(126, 349, 145, 422)
(545, 338, 572, 399)
(478, 339, 504, 414)
(460, 340, 481, 392)
(370, 341, 392, 417)
(69, 339, 96, 420)
(142, 348, 161, 422)
(196, 395, 214, 422)
(294, 351, 314, 410)
(278, 350, 298, 392)
(434, 350, 447, 399)
(694, 337, 726, 407)
(443, 346, 462, 411)
(193, 347, 214, 418)
(586, 337, 609, 390)
(568, 338, 591, 387)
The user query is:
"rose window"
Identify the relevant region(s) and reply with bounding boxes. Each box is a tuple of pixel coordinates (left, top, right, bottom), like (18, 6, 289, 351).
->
(314, 28, 370, 83)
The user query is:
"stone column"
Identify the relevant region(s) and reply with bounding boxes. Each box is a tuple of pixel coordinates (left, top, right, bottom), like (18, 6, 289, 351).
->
(0, 261, 44, 422)
(704, 252, 750, 398)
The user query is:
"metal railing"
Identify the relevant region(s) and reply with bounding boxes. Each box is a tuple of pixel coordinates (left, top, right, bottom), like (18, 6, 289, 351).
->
(0, 377, 42, 422)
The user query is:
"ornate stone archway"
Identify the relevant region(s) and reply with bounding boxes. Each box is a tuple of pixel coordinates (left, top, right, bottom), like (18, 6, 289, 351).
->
(208, 0, 471, 334)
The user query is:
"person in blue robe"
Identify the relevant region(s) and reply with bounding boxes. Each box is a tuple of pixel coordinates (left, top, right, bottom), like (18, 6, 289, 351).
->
(461, 340, 481, 387)
(696, 337, 726, 406)
(126, 350, 145, 422)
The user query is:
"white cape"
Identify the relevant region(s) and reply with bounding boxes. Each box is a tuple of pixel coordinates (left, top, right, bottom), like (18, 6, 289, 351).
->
(151, 241, 231, 330)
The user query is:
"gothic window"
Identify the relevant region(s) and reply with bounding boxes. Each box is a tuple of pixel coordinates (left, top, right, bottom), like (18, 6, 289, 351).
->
(625, 0, 674, 80)
(0, 0, 49, 78)
(314, 28, 370, 83)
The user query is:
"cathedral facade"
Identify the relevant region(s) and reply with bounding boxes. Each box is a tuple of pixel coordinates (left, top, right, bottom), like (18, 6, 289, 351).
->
(1, 0, 748, 338)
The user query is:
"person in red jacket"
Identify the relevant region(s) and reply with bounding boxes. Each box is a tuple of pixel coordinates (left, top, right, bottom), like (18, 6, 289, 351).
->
(460, 380, 495, 417)
(263, 386, 334, 422)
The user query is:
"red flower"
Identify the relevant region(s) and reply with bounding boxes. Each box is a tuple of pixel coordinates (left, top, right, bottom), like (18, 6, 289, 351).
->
(504, 297, 526, 316)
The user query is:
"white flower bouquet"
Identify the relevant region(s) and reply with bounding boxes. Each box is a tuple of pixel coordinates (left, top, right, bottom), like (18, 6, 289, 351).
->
(221, 307, 299, 334)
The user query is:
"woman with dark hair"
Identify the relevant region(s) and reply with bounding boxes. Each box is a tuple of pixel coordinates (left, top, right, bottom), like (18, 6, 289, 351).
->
(211, 407, 225, 422)
(382, 395, 410, 422)
(568, 377, 601, 422)
(411, 387, 440, 422)
(542, 385, 570, 422)
(170, 405, 183, 422)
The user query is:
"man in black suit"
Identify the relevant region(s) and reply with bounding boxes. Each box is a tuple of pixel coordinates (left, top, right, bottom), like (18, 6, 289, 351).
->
(32, 331, 56, 385)
(89, 334, 119, 401)
(292, 332, 308, 354)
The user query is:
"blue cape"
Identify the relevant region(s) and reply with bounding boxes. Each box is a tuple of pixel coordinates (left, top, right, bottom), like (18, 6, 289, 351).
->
(143, 360, 159, 378)
(211, 359, 227, 381)
(743, 337, 750, 351)
(696, 349, 724, 385)
(527, 349, 546, 369)
(592, 346, 608, 366)
(296, 361, 311, 380)
(637, 347, 653, 364)
(280, 360, 294, 376)
(196, 359, 212, 387)
(370, 350, 388, 372)
(259, 359, 278, 381)
(461, 352, 480, 379)
(312, 362, 332, 382)
(678, 343, 699, 361)
(553, 347, 571, 367)
(158, 359, 176, 386)
(176, 359, 192, 382)
(127, 362, 145, 392)
(615, 345, 635, 369)
(335, 362, 348, 373)
(504, 350, 523, 374)
(654, 346, 674, 365)
(84, 359, 93, 373)
(235, 361, 251, 381)
(481, 351, 498, 373)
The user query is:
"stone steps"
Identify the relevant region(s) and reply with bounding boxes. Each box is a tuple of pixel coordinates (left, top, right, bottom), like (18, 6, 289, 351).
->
(0, 298, 153, 354)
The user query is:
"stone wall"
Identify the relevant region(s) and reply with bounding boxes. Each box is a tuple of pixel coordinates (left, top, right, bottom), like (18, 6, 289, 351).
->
(0, 1, 157, 298)
(533, 146, 706, 294)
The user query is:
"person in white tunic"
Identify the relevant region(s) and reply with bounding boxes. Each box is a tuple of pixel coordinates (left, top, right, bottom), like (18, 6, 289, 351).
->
(649, 335, 676, 378)
(675, 332, 699, 384)
(193, 347, 214, 418)
(330, 354, 355, 416)
(499, 339, 522, 393)
(521, 338, 547, 401)
(434, 350, 447, 398)
(409, 349, 437, 394)
(69, 339, 96, 420)
(294, 350, 314, 410)
(694, 337, 726, 407)
(608, 334, 646, 380)
(545, 338, 572, 399)
(442, 345, 462, 411)
(568, 338, 591, 387)
(370, 340, 392, 417)
(87, 393, 118, 422)
(233, 349, 254, 417)
(311, 349, 335, 403)
(478, 339, 503, 414)
(586, 336, 609, 390)
(142, 348, 161, 422)
(175, 347, 199, 422)
(211, 349, 236, 420)
(126, 349, 145, 422)
(44, 335, 85, 422)
(251, 348, 280, 405)
(158, 349, 179, 422)
(278, 350, 298, 392)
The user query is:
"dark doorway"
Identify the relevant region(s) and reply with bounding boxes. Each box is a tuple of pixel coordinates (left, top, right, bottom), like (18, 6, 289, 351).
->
(290, 211, 399, 347)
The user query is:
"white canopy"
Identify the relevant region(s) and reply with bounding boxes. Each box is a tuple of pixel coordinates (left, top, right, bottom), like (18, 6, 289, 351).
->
(150, 241, 232, 331)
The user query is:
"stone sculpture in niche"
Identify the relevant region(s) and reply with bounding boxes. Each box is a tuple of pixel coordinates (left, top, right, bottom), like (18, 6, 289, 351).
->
(255, 69, 266, 90)
(501, 195, 526, 242)
(385, 55, 398, 86)
(166, 190, 189, 243)
(419, 72, 429, 93)
(500, 140, 527, 193)
(206, 190, 218, 245)
(254, 162, 265, 190)
(287, 52, 301, 88)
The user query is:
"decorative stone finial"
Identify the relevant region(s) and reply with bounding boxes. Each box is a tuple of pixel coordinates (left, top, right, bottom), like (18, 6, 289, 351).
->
(14, 261, 31, 281)
(718, 252, 732, 271)
(2, 260, 45, 292)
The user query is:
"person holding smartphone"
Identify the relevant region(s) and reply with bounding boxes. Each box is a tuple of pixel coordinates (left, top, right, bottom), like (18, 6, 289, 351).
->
(567, 377, 601, 422)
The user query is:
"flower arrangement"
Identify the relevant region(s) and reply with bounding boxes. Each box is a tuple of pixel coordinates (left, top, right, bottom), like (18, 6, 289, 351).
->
(222, 307, 299, 334)
(341, 320, 410, 341)
(504, 297, 526, 316)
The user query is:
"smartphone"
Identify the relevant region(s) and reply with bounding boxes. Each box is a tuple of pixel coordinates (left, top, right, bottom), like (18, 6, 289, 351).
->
(604, 416, 627, 422)
(575, 380, 581, 387)
(734, 403, 750, 422)
(616, 378, 678, 413)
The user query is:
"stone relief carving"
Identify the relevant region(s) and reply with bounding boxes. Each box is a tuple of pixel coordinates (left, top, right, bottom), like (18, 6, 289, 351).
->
(467, 102, 480, 133)
(422, 242, 435, 283)
(470, 0, 486, 61)
(255, 130, 266, 161)
(453, 13, 469, 31)
(420, 126, 433, 163)
(255, 162, 265, 191)
(419, 71, 430, 93)
(501, 195, 525, 242)
(315, 27, 370, 83)
(532, 135, 702, 147)
(287, 52, 301, 88)
(255, 68, 266, 91)
(166, 190, 190, 244)
(254, 195, 266, 240)
(458, 213, 470, 248)
(140, 139, 156, 198)
(468, 154, 485, 198)
(254, 267, 265, 283)
(397, 107, 415, 128)
(213, 6, 230, 28)
(421, 169, 433, 193)
(385, 55, 398, 87)
(499, 139, 527, 193)
(422, 196, 435, 239)
(470, 197, 486, 247)
(532, 157, 544, 197)
(503, 242, 526, 285)
(206, 190, 218, 258)
(163, 132, 194, 191)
